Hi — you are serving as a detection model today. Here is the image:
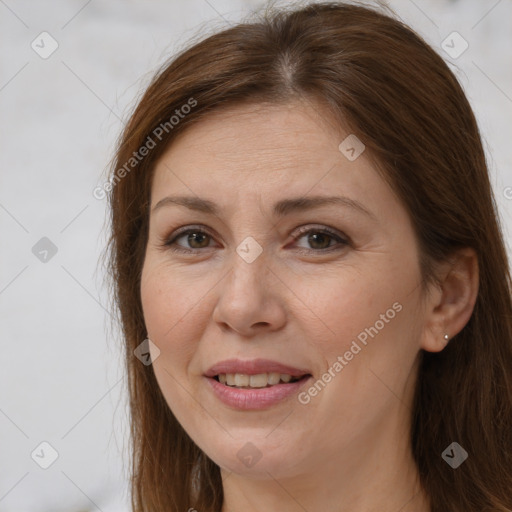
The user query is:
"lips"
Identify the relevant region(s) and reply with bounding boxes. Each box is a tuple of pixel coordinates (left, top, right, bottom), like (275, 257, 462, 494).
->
(204, 358, 311, 379)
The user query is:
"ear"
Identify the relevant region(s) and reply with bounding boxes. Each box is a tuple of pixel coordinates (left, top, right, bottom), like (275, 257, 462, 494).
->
(420, 248, 479, 353)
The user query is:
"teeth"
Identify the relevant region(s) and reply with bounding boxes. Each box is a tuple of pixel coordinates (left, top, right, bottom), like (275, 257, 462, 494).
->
(216, 372, 301, 388)
(249, 374, 268, 388)
(234, 374, 249, 386)
(267, 372, 281, 385)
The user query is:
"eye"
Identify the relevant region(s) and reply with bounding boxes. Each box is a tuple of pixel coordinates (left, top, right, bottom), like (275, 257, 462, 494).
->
(162, 225, 216, 254)
(160, 224, 349, 254)
(291, 225, 349, 253)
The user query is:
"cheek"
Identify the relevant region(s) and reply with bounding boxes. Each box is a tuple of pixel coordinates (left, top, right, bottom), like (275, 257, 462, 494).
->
(294, 269, 386, 351)
(141, 261, 205, 336)
(298, 262, 420, 384)
(140, 263, 213, 424)
(140, 263, 204, 367)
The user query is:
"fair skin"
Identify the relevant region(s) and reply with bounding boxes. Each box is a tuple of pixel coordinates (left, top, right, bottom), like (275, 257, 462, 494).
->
(140, 99, 478, 512)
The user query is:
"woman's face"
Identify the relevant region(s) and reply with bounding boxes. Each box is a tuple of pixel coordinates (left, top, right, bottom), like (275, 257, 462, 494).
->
(140, 100, 429, 480)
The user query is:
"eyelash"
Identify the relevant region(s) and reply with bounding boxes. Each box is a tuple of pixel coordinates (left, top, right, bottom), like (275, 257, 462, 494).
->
(160, 224, 349, 255)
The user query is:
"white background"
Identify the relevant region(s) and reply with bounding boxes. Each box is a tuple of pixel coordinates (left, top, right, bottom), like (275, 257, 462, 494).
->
(1, 0, 511, 510)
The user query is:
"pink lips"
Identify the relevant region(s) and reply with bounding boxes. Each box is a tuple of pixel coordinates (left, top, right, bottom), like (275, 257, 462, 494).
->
(204, 358, 310, 378)
(204, 358, 312, 410)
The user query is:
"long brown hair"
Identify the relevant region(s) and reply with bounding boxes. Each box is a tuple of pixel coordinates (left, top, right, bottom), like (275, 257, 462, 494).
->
(104, 2, 512, 510)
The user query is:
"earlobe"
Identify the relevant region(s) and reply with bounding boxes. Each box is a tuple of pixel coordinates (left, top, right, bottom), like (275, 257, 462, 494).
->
(420, 248, 479, 353)
(421, 328, 451, 354)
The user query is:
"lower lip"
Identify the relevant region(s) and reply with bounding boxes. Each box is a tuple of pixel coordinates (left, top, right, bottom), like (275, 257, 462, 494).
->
(205, 375, 312, 410)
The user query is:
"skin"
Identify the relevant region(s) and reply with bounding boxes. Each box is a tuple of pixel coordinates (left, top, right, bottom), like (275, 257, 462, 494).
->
(140, 99, 479, 512)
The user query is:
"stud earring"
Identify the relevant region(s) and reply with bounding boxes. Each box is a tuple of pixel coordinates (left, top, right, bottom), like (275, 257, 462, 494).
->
(444, 334, 449, 341)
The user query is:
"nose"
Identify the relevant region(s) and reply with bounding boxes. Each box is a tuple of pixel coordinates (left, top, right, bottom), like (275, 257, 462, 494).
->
(212, 251, 287, 337)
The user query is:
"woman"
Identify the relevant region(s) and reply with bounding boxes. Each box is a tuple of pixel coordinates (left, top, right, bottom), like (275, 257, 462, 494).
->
(105, 2, 512, 510)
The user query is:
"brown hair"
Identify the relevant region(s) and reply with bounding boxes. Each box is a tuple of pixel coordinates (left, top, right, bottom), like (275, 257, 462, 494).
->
(105, 1, 512, 510)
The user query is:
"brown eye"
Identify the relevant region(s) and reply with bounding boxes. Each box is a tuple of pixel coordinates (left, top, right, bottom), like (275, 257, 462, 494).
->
(304, 232, 333, 250)
(162, 224, 349, 255)
(182, 231, 211, 249)
(292, 226, 349, 252)
(163, 226, 216, 254)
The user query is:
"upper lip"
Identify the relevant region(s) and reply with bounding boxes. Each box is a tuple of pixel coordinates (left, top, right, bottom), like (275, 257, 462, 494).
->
(204, 358, 311, 378)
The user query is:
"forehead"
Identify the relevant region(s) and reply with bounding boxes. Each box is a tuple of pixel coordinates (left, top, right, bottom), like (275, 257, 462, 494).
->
(149, 100, 396, 222)
(161, 101, 341, 168)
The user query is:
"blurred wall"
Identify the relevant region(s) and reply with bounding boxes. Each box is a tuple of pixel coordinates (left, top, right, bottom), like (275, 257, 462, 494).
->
(1, 0, 511, 510)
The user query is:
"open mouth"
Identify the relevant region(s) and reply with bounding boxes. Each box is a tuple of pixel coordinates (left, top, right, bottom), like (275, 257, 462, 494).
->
(213, 372, 311, 389)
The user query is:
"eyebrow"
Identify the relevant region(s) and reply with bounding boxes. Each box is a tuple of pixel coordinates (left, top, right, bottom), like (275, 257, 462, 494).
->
(151, 195, 376, 220)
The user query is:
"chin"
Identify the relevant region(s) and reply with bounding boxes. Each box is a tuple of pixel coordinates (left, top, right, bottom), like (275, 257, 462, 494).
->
(200, 437, 304, 479)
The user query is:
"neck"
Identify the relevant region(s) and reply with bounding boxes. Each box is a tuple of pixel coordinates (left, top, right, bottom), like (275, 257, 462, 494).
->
(220, 403, 430, 512)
